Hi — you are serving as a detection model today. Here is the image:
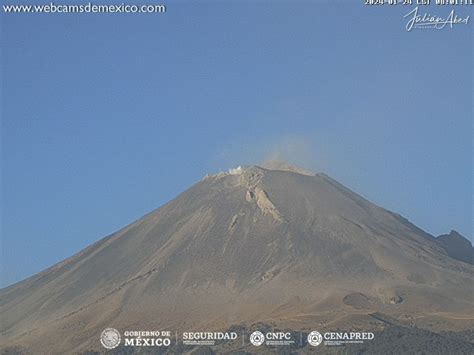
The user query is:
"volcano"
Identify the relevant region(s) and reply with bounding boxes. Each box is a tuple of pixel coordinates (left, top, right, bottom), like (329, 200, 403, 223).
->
(1, 164, 473, 354)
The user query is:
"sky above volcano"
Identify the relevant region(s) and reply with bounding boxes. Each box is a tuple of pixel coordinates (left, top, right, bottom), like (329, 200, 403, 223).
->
(1, 1, 472, 287)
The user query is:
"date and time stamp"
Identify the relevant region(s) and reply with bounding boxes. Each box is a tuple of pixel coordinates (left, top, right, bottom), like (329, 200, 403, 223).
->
(364, 0, 471, 31)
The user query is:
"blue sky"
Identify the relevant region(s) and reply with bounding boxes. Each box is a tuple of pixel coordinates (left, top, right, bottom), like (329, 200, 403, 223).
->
(1, 1, 472, 287)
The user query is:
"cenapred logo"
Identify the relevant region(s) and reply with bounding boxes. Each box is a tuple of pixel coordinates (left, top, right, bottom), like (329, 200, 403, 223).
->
(307, 330, 323, 346)
(249, 331, 265, 346)
(100, 328, 121, 349)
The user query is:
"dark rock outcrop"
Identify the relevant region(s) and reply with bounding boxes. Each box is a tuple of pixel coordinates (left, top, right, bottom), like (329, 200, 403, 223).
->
(436, 230, 474, 265)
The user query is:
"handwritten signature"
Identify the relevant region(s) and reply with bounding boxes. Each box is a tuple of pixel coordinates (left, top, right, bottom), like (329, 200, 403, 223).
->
(404, 7, 470, 32)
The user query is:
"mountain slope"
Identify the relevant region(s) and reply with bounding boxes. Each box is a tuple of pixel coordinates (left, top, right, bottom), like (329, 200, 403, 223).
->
(1, 165, 473, 353)
(436, 230, 474, 265)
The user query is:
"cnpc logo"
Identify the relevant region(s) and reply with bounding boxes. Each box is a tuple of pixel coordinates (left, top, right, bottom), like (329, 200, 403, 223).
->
(249, 331, 292, 346)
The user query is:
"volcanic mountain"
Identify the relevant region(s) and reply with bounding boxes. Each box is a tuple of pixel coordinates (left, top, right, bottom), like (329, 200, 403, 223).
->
(1, 164, 473, 354)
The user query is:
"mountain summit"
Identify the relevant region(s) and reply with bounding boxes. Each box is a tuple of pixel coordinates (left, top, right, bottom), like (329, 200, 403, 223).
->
(1, 165, 473, 353)
(260, 160, 314, 176)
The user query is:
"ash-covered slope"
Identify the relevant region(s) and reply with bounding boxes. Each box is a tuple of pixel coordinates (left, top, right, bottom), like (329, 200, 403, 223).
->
(1, 165, 473, 353)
